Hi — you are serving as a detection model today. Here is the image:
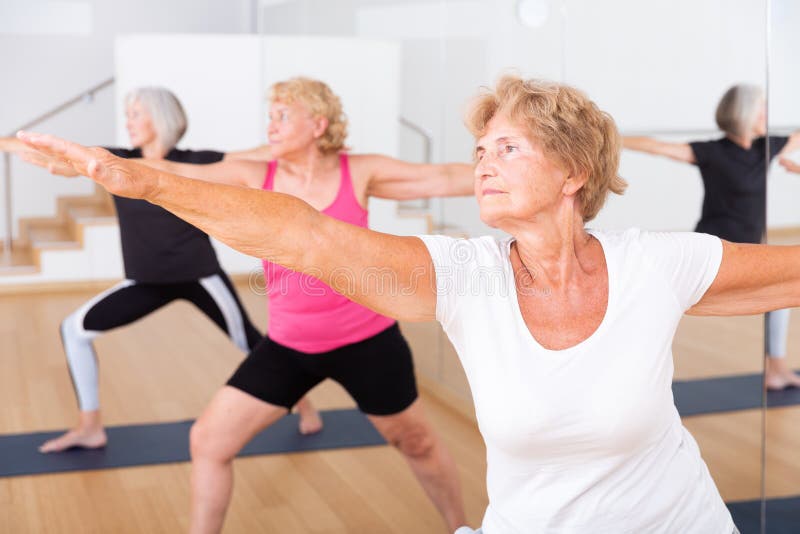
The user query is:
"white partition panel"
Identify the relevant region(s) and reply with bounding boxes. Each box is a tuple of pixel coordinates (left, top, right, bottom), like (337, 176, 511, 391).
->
(113, 34, 404, 274)
(262, 36, 401, 156)
(115, 34, 265, 150)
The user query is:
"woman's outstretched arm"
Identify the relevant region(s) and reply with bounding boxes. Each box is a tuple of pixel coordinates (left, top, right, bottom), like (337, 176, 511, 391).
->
(0, 137, 27, 152)
(689, 240, 800, 316)
(622, 137, 696, 164)
(17, 131, 437, 321)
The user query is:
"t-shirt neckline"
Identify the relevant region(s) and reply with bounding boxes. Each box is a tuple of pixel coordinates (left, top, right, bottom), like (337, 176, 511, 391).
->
(503, 229, 614, 355)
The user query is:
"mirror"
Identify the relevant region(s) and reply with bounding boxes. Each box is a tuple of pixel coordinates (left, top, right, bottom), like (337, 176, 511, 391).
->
(432, 0, 769, 531)
(765, 0, 800, 531)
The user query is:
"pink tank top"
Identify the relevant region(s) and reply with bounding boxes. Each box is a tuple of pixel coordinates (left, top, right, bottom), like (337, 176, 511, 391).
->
(262, 153, 395, 353)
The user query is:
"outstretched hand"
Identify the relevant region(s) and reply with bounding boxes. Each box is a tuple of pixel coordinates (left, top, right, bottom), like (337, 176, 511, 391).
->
(16, 131, 156, 199)
(779, 156, 800, 175)
(18, 150, 81, 177)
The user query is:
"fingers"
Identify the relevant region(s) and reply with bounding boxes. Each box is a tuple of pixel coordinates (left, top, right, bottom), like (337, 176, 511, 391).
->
(17, 131, 95, 169)
(18, 149, 80, 177)
(778, 157, 799, 173)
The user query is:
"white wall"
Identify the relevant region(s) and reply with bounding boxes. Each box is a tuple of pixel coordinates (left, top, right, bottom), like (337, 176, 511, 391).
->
(767, 0, 800, 230)
(259, 0, 791, 235)
(5, 0, 796, 251)
(0, 0, 252, 240)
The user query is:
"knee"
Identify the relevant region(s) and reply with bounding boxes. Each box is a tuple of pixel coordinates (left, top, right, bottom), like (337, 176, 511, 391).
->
(189, 418, 235, 464)
(60, 313, 79, 337)
(391, 427, 437, 459)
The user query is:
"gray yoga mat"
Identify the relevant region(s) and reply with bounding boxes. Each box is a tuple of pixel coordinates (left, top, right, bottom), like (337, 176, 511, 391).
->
(727, 496, 800, 534)
(673, 372, 800, 417)
(0, 408, 385, 478)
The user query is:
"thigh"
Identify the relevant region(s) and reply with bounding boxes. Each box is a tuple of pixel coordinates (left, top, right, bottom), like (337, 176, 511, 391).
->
(81, 280, 176, 331)
(226, 337, 325, 410)
(325, 323, 419, 416)
(172, 276, 230, 332)
(192, 386, 288, 458)
(177, 272, 263, 351)
(367, 398, 434, 447)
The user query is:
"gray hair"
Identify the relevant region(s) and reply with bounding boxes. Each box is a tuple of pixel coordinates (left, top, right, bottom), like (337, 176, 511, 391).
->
(715, 84, 764, 137)
(124, 87, 188, 151)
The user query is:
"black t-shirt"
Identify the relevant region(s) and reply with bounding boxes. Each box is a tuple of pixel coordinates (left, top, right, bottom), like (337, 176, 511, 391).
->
(106, 147, 224, 283)
(689, 136, 788, 244)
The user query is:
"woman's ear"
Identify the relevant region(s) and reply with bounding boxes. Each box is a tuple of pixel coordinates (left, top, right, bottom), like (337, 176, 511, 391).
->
(313, 116, 329, 139)
(562, 171, 587, 197)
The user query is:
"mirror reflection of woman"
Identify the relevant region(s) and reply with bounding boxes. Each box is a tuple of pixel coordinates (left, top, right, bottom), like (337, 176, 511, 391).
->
(623, 84, 800, 390)
(20, 74, 798, 534)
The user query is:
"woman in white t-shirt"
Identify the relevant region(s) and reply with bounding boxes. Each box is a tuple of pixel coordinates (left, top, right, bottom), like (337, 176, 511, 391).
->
(19, 75, 799, 534)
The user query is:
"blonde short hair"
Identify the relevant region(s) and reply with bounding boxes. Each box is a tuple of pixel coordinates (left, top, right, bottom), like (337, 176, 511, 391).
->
(715, 84, 764, 137)
(269, 77, 348, 154)
(125, 87, 187, 152)
(465, 76, 627, 222)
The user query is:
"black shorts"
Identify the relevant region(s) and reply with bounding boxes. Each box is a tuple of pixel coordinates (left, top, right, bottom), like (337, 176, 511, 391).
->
(226, 323, 418, 416)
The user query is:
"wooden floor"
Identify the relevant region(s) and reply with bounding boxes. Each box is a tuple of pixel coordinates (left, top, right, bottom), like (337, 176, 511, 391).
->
(1, 281, 798, 532)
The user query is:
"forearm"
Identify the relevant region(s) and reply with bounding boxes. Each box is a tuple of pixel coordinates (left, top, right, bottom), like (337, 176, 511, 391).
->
(135, 158, 260, 187)
(622, 136, 694, 163)
(622, 136, 658, 154)
(224, 144, 272, 162)
(0, 137, 27, 152)
(148, 169, 317, 266)
(147, 167, 435, 320)
(136, 159, 213, 181)
(441, 163, 475, 196)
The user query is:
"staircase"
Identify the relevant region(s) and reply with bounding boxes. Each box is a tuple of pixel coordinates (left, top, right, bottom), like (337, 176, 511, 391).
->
(0, 186, 118, 282)
(0, 188, 470, 290)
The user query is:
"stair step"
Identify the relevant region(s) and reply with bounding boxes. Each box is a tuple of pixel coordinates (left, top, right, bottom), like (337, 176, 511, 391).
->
(0, 245, 38, 275)
(66, 203, 115, 222)
(27, 225, 79, 249)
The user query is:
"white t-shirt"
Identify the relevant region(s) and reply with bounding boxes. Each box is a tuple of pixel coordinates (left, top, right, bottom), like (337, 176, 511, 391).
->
(419, 228, 734, 534)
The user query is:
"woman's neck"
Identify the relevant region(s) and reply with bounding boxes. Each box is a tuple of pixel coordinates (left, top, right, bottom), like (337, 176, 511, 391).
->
(509, 204, 593, 291)
(726, 133, 754, 150)
(140, 141, 168, 160)
(279, 147, 339, 186)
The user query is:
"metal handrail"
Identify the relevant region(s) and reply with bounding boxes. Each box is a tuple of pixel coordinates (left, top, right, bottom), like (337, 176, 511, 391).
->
(7, 77, 114, 135)
(398, 116, 433, 210)
(621, 126, 800, 136)
(3, 77, 115, 260)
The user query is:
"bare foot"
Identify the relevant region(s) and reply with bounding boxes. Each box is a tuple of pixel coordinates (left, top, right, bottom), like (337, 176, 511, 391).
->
(39, 427, 108, 453)
(765, 357, 800, 391)
(766, 372, 800, 391)
(298, 409, 323, 435)
(294, 397, 323, 435)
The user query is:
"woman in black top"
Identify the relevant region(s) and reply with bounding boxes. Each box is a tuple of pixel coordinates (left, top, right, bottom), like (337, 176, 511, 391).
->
(623, 83, 800, 389)
(2, 87, 320, 452)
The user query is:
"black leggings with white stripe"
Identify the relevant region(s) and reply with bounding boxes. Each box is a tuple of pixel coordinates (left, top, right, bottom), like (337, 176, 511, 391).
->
(60, 271, 262, 411)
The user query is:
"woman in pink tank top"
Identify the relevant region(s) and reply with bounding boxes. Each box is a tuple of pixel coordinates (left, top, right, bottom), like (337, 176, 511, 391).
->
(121, 77, 475, 533)
(261, 153, 396, 353)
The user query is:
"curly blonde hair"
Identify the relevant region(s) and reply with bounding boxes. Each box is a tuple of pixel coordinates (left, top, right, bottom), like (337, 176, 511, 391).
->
(270, 77, 348, 154)
(465, 76, 627, 222)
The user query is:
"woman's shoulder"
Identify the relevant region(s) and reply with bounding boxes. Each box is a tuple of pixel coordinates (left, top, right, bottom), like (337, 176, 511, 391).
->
(417, 234, 510, 268)
(593, 228, 721, 278)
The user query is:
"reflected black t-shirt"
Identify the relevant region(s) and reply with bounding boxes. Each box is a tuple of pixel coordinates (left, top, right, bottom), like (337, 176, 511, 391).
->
(689, 136, 788, 244)
(106, 147, 224, 283)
